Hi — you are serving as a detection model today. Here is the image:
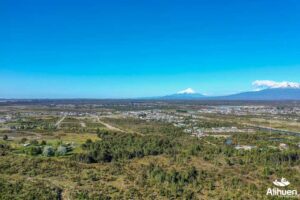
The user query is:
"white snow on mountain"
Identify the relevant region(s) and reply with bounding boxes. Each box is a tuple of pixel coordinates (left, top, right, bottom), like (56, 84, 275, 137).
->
(252, 80, 300, 89)
(177, 88, 196, 94)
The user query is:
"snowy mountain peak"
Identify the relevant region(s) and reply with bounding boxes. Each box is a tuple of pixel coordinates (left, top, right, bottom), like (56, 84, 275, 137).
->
(252, 80, 300, 89)
(177, 88, 196, 94)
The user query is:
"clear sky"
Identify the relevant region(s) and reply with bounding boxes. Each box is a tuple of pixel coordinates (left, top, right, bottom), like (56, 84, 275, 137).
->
(1, 0, 300, 98)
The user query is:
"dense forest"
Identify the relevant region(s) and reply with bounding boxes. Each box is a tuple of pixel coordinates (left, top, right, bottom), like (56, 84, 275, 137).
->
(1, 124, 299, 199)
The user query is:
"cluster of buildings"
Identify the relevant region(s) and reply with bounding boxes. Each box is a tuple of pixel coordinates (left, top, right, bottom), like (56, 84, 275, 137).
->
(0, 115, 12, 123)
(197, 105, 300, 117)
(122, 110, 247, 137)
(123, 110, 185, 124)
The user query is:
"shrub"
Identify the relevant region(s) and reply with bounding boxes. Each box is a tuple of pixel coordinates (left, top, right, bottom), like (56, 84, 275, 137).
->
(56, 146, 67, 156)
(0, 143, 10, 156)
(30, 140, 39, 145)
(43, 146, 54, 157)
(20, 138, 27, 143)
(2, 135, 8, 141)
(25, 146, 42, 156)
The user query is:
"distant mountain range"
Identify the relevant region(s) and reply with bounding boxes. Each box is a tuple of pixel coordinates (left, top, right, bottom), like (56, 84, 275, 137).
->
(159, 88, 300, 100)
(161, 93, 206, 100)
(1, 88, 300, 101)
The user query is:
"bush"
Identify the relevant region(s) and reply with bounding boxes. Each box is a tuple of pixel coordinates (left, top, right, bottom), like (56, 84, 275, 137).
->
(43, 146, 54, 157)
(20, 138, 27, 143)
(25, 146, 42, 156)
(97, 129, 110, 138)
(0, 143, 10, 156)
(30, 140, 39, 145)
(2, 135, 8, 141)
(56, 146, 67, 156)
(72, 153, 95, 163)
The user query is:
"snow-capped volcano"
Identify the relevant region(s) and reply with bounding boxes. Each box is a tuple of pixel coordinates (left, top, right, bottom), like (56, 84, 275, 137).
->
(177, 88, 196, 94)
(252, 80, 300, 89)
(155, 80, 300, 100)
(161, 88, 205, 99)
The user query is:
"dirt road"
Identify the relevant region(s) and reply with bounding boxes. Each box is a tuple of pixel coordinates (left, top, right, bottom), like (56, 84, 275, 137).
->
(55, 114, 67, 128)
(91, 114, 125, 132)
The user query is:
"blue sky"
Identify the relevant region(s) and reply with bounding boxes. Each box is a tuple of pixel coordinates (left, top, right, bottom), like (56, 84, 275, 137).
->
(1, 0, 300, 98)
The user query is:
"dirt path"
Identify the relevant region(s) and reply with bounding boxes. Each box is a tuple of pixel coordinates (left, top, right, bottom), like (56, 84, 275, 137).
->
(90, 114, 145, 136)
(91, 114, 125, 132)
(55, 114, 67, 128)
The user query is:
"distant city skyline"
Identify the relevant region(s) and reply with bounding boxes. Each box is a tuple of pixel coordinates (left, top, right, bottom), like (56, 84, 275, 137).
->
(1, 0, 300, 98)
